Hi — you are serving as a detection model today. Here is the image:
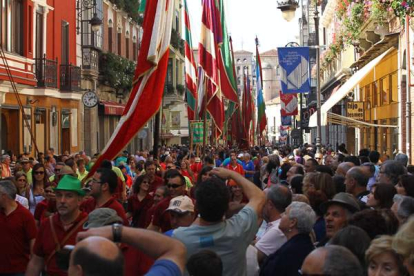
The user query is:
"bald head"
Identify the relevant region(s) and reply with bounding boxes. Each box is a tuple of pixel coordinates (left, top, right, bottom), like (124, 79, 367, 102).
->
(77, 236, 120, 260)
(301, 246, 363, 276)
(69, 237, 124, 276)
(336, 162, 355, 177)
(301, 247, 327, 275)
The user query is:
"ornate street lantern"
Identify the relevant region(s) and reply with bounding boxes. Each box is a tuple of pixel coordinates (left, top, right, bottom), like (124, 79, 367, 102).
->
(277, 0, 299, 22)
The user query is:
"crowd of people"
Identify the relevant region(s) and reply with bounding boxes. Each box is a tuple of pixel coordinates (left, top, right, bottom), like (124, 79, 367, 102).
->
(0, 144, 414, 276)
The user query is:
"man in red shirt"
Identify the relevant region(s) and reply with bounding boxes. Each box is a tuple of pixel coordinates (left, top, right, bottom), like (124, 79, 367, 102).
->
(26, 175, 88, 276)
(227, 152, 245, 186)
(147, 170, 187, 232)
(145, 161, 164, 193)
(0, 180, 37, 275)
(81, 168, 128, 225)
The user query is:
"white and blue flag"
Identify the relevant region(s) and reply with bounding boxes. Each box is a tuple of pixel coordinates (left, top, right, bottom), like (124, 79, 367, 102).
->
(277, 47, 310, 94)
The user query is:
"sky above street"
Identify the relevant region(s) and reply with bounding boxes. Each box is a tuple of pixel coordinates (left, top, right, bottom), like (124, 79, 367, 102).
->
(186, 0, 300, 53)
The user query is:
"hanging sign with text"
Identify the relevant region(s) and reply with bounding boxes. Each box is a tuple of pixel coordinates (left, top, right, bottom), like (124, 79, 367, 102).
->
(277, 47, 310, 94)
(347, 102, 364, 120)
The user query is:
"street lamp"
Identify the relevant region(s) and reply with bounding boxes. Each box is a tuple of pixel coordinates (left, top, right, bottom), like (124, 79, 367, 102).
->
(90, 13, 103, 32)
(76, 0, 103, 35)
(277, 0, 322, 152)
(277, 0, 299, 22)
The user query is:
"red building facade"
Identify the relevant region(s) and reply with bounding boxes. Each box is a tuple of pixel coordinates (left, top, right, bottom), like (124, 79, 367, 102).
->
(0, 0, 82, 156)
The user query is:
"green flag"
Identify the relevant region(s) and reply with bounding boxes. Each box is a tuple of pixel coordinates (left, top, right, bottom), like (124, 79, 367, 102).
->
(139, 0, 146, 13)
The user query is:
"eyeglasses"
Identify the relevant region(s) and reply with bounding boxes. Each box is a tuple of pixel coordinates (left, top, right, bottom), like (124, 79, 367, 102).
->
(34, 171, 45, 175)
(298, 270, 329, 276)
(167, 184, 184, 189)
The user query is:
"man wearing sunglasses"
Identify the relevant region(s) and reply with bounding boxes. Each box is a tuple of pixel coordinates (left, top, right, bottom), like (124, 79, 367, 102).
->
(21, 158, 33, 185)
(148, 170, 188, 233)
(80, 168, 128, 226)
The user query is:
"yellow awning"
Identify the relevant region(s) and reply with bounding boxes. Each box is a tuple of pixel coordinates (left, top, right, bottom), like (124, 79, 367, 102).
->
(309, 47, 394, 127)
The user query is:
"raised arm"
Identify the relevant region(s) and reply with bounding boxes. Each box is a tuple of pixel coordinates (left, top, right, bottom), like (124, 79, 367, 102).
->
(210, 167, 266, 217)
(77, 226, 186, 273)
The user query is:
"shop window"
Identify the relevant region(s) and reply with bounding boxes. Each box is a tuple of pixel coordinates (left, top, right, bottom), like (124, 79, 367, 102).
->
(360, 87, 365, 101)
(365, 85, 371, 109)
(1, 0, 24, 55)
(372, 81, 379, 107)
(391, 72, 398, 103)
(380, 76, 389, 105)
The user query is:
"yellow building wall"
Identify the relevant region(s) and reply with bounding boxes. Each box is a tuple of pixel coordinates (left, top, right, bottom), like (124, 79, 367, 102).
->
(360, 50, 398, 87)
(359, 49, 399, 155)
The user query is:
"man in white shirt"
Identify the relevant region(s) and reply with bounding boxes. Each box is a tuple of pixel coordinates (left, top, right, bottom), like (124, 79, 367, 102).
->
(255, 184, 292, 264)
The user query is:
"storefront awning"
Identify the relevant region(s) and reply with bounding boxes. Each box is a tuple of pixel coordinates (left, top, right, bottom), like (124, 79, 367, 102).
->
(309, 47, 394, 127)
(100, 101, 125, 116)
(327, 112, 398, 128)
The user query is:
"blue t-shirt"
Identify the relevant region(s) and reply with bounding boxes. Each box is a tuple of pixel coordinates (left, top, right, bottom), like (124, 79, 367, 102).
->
(164, 229, 174, 237)
(145, 259, 182, 276)
(242, 160, 255, 178)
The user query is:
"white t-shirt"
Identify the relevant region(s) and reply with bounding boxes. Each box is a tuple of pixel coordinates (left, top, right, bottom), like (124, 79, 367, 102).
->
(173, 206, 258, 276)
(15, 194, 29, 209)
(255, 218, 287, 256)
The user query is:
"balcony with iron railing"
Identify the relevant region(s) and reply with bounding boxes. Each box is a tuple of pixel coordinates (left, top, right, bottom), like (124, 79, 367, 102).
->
(60, 64, 82, 91)
(34, 54, 58, 88)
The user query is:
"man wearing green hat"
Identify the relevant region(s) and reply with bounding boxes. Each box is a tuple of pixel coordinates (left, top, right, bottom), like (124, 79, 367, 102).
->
(26, 175, 88, 276)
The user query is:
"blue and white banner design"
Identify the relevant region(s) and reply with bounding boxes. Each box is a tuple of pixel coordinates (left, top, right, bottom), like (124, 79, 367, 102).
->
(277, 47, 310, 94)
(281, 116, 292, 126)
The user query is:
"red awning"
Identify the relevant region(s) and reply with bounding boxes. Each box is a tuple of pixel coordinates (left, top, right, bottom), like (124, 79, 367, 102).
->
(100, 101, 125, 116)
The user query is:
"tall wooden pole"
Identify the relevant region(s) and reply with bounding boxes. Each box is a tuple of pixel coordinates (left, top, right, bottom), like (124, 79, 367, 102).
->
(153, 111, 160, 159)
(202, 76, 207, 158)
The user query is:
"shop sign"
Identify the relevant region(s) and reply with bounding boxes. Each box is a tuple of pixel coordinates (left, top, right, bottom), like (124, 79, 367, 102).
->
(347, 102, 364, 120)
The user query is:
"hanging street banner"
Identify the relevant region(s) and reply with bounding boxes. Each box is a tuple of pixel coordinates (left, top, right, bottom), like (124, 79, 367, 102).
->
(281, 116, 292, 126)
(347, 102, 364, 120)
(280, 93, 298, 116)
(277, 47, 310, 94)
(301, 107, 316, 129)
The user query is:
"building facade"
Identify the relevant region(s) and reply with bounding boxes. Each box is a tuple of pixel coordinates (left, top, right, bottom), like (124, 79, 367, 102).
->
(160, 0, 188, 146)
(0, 0, 82, 156)
(309, 0, 404, 158)
(79, 0, 145, 156)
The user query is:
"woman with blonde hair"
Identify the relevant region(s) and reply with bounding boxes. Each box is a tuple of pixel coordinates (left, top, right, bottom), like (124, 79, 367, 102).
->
(393, 218, 414, 276)
(366, 235, 408, 276)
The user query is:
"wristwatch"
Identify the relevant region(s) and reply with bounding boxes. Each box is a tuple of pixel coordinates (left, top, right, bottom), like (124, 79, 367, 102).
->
(112, 223, 123, 243)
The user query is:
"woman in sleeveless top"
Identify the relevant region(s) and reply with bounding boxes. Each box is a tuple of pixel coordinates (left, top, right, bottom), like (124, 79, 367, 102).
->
(28, 163, 47, 214)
